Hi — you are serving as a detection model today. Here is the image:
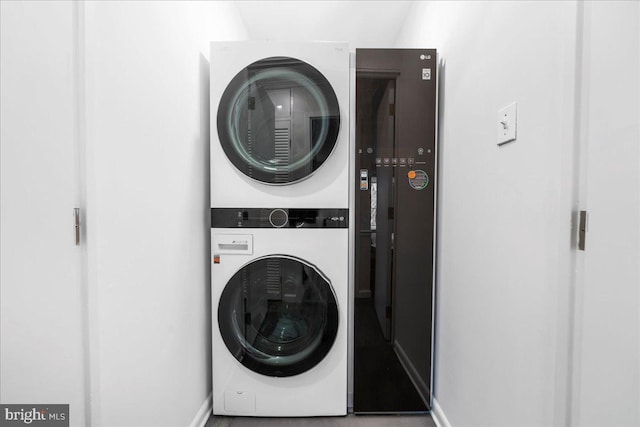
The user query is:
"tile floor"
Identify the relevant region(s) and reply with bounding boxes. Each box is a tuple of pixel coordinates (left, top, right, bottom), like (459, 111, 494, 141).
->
(206, 414, 437, 427)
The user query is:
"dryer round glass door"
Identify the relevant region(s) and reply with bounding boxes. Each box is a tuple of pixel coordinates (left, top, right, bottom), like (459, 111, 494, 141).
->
(218, 255, 339, 377)
(217, 57, 341, 184)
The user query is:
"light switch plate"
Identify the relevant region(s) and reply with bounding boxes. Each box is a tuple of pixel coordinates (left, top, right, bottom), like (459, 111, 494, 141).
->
(497, 101, 517, 145)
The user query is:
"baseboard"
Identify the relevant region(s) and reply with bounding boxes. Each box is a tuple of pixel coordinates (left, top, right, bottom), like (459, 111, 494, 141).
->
(431, 398, 452, 427)
(393, 339, 430, 408)
(189, 392, 212, 427)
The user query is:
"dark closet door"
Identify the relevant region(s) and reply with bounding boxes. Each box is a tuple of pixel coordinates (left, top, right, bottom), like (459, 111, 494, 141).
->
(354, 49, 437, 414)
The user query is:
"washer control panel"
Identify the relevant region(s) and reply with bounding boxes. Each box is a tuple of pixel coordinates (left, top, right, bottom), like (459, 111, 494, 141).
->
(211, 208, 349, 229)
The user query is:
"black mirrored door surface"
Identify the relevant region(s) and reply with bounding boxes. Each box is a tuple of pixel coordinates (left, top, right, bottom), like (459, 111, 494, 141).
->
(217, 57, 340, 184)
(354, 49, 437, 414)
(218, 256, 339, 377)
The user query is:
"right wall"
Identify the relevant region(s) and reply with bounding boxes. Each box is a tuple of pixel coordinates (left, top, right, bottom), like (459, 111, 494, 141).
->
(395, 2, 580, 426)
(396, 2, 640, 426)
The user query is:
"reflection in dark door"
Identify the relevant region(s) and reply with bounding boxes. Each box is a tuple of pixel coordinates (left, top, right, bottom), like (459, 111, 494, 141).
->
(354, 49, 437, 414)
(367, 78, 395, 341)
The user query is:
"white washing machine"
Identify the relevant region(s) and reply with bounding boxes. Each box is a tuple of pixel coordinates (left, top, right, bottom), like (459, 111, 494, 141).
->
(211, 208, 348, 416)
(210, 41, 350, 209)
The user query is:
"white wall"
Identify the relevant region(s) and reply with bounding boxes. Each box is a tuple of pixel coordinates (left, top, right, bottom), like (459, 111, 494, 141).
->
(396, 2, 580, 426)
(82, 2, 247, 426)
(235, 1, 413, 50)
(1, 1, 88, 425)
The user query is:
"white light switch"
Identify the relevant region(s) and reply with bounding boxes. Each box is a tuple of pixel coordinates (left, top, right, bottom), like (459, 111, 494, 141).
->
(497, 102, 517, 145)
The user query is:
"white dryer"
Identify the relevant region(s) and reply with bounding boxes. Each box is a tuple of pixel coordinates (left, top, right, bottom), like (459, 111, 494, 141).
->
(211, 208, 348, 416)
(210, 41, 349, 209)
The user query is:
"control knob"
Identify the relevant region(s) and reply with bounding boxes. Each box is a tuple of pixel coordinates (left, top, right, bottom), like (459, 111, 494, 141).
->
(269, 209, 288, 228)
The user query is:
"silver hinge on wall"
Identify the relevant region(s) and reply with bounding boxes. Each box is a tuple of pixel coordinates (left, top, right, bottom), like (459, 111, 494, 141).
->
(74, 208, 80, 245)
(578, 210, 588, 251)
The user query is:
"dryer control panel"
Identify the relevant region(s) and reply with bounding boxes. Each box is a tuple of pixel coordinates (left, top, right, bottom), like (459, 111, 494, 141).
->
(211, 208, 349, 229)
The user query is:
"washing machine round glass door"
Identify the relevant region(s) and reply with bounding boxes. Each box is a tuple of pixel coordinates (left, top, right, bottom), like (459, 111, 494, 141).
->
(218, 255, 339, 377)
(217, 57, 341, 184)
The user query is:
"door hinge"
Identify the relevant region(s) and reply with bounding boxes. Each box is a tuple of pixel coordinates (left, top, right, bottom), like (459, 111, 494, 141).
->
(578, 210, 588, 251)
(389, 103, 395, 116)
(74, 208, 80, 245)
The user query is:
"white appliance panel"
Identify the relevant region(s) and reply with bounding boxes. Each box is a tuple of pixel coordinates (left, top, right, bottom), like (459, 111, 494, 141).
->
(210, 41, 350, 209)
(211, 227, 348, 416)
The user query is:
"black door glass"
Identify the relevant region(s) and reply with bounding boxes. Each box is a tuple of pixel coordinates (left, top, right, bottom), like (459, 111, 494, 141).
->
(218, 256, 339, 377)
(217, 57, 341, 184)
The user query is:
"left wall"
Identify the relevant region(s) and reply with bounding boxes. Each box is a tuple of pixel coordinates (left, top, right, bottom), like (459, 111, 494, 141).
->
(82, 2, 247, 426)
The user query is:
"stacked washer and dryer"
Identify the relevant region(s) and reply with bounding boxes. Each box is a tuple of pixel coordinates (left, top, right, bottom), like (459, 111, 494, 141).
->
(210, 42, 350, 417)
